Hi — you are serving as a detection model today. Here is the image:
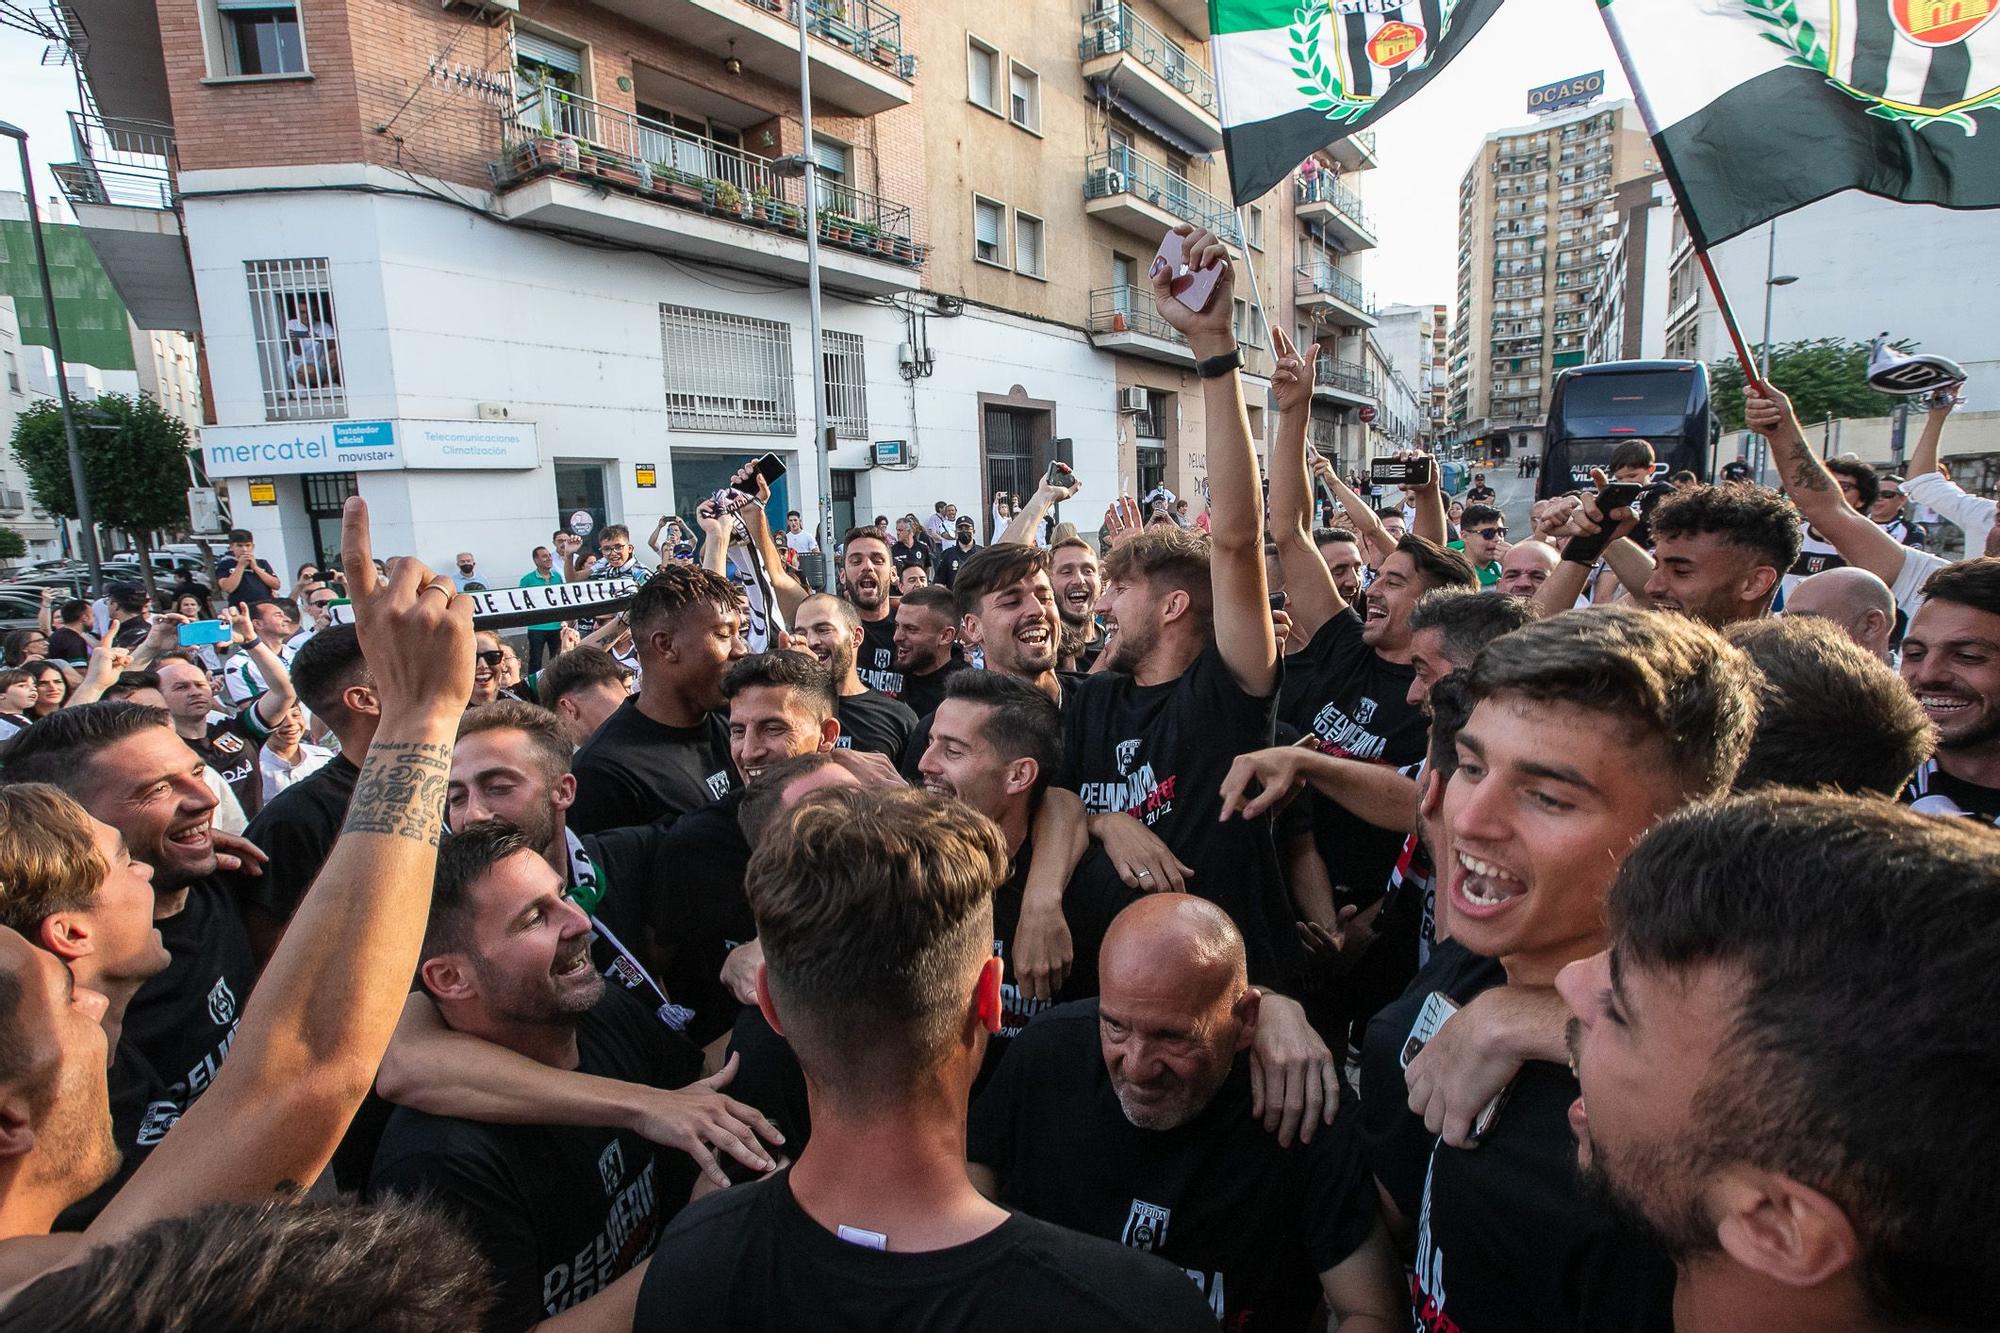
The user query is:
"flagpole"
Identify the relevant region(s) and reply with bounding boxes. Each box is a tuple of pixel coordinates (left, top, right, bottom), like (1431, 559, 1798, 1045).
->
(1597, 0, 1765, 387)
(1208, 28, 1277, 455)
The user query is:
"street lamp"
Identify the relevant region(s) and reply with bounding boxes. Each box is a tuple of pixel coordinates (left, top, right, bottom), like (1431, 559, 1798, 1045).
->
(1758, 222, 1798, 383)
(768, 12, 835, 592)
(0, 121, 104, 594)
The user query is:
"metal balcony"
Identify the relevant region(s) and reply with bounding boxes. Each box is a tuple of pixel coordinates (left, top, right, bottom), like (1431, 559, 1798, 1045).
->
(1294, 174, 1375, 252)
(1325, 128, 1376, 173)
(1293, 263, 1376, 330)
(1079, 8, 1221, 152)
(48, 111, 198, 330)
(1313, 354, 1373, 407)
(593, 0, 915, 116)
(494, 86, 927, 297)
(1083, 149, 1241, 247)
(1086, 285, 1194, 369)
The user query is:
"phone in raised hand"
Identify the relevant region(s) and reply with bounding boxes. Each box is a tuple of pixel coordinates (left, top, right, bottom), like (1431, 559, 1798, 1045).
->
(1153, 230, 1222, 314)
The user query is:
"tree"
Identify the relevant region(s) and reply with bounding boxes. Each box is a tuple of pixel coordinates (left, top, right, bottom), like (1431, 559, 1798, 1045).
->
(1709, 338, 1900, 432)
(0, 529, 24, 562)
(10, 393, 194, 599)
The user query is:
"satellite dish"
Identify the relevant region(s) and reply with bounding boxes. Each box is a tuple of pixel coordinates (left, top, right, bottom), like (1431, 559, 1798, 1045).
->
(1865, 333, 1965, 396)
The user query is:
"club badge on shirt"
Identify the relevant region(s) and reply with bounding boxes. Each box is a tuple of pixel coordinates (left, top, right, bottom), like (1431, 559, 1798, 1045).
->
(206, 977, 238, 1026)
(1122, 1199, 1172, 1252)
(598, 1141, 626, 1197)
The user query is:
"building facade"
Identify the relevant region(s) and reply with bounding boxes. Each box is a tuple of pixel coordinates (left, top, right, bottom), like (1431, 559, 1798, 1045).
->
(51, 0, 1381, 579)
(1446, 97, 1653, 458)
(1581, 173, 1671, 366)
(1373, 302, 1447, 447)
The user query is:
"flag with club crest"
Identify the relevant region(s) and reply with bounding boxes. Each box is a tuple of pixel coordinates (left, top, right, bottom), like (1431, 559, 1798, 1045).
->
(1599, 0, 2000, 249)
(1210, 0, 1506, 205)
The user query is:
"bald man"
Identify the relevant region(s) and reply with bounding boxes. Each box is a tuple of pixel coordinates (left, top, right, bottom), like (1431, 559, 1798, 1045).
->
(1494, 540, 1559, 597)
(1784, 565, 1898, 663)
(968, 894, 1403, 1331)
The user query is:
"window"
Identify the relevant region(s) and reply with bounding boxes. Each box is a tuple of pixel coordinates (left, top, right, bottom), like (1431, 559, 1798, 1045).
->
(3, 350, 17, 394)
(823, 330, 868, 440)
(1137, 439, 1165, 498)
(246, 258, 344, 421)
(973, 196, 1006, 266)
(1014, 212, 1045, 279)
(1135, 389, 1168, 440)
(1008, 62, 1041, 133)
(1232, 299, 1265, 348)
(212, 0, 305, 76)
(515, 31, 587, 137)
(1247, 204, 1265, 250)
(659, 306, 795, 434)
(967, 37, 1000, 113)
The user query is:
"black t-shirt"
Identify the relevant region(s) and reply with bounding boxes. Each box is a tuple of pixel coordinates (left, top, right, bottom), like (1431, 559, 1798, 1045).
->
(637, 792, 756, 1048)
(1465, 486, 1495, 505)
(124, 878, 256, 1103)
(634, 1168, 1219, 1332)
(240, 751, 358, 923)
(898, 672, 1085, 783)
(723, 836, 1139, 1155)
(888, 540, 929, 575)
(1278, 609, 1430, 906)
(369, 986, 701, 1332)
(568, 697, 733, 834)
(1902, 758, 2000, 826)
(1058, 643, 1298, 988)
(213, 555, 280, 606)
(54, 1039, 182, 1231)
(934, 541, 980, 588)
(969, 1001, 1379, 1331)
(855, 614, 903, 697)
(1357, 939, 1507, 1221)
(46, 626, 90, 663)
(1412, 1059, 1676, 1333)
(895, 658, 970, 721)
(836, 688, 918, 760)
(188, 710, 269, 820)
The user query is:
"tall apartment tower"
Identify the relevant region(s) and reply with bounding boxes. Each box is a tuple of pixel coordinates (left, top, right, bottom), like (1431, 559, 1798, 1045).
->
(1447, 97, 1652, 458)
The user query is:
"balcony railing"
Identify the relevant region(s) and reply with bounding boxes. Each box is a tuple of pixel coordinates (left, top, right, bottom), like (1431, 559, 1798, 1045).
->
(1079, 8, 1215, 113)
(53, 112, 176, 210)
(1294, 174, 1372, 236)
(741, 0, 916, 81)
(1315, 354, 1371, 397)
(1083, 149, 1241, 244)
(496, 84, 927, 268)
(1088, 284, 1186, 346)
(1294, 262, 1371, 312)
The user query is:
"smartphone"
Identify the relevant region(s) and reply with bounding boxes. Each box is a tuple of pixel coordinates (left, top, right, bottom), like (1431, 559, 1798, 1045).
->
(1153, 230, 1222, 314)
(752, 452, 786, 485)
(1400, 991, 1511, 1143)
(1371, 456, 1435, 488)
(1268, 591, 1288, 611)
(176, 619, 231, 647)
(1596, 481, 1646, 514)
(1045, 460, 1075, 489)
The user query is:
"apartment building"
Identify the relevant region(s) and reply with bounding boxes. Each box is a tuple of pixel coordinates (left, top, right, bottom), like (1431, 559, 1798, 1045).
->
(1446, 98, 1652, 458)
(1582, 173, 1671, 366)
(1374, 302, 1447, 446)
(50, 0, 1380, 577)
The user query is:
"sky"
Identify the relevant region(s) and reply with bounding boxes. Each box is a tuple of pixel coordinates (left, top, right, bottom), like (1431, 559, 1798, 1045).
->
(0, 0, 1630, 289)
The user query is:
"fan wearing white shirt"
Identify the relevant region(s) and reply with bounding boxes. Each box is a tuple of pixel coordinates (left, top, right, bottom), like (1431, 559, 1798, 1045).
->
(259, 701, 335, 802)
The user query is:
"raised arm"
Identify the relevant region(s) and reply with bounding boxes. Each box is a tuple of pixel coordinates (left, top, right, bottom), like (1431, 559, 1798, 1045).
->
(726, 467, 810, 622)
(1903, 390, 1994, 538)
(1746, 384, 1908, 585)
(1150, 226, 1276, 696)
(1317, 459, 1397, 568)
(84, 499, 472, 1243)
(1408, 462, 1447, 548)
(999, 470, 1079, 547)
(1267, 330, 1345, 644)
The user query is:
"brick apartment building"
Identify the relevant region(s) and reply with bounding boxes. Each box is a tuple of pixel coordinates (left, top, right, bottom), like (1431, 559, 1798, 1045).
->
(52, 0, 1381, 575)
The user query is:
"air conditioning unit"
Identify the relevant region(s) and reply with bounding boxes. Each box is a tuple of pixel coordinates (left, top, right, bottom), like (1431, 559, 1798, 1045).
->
(1116, 386, 1148, 413)
(1099, 169, 1126, 193)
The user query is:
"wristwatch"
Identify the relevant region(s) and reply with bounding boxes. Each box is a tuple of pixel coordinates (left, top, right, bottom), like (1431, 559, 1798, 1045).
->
(1195, 345, 1244, 379)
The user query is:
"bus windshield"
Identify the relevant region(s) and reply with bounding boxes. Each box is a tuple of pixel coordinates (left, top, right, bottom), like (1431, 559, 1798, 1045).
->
(1556, 371, 1701, 436)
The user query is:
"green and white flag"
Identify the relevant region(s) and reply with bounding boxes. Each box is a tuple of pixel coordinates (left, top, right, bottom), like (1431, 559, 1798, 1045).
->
(1599, 0, 2000, 249)
(1211, 0, 1505, 205)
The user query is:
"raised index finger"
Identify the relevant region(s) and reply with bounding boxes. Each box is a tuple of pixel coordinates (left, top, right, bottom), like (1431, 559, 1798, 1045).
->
(340, 496, 378, 601)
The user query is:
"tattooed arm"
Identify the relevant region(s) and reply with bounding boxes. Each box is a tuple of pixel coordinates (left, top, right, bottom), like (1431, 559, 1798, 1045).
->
(1744, 384, 1911, 586)
(86, 498, 473, 1248)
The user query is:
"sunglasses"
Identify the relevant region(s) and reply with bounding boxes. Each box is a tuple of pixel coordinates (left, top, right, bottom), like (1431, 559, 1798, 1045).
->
(1880, 491, 1903, 500)
(476, 650, 506, 667)
(1470, 526, 1507, 540)
(309, 598, 336, 609)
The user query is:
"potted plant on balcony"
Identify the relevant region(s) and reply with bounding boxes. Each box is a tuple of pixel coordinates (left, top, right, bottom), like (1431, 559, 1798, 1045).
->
(714, 180, 746, 218)
(819, 210, 854, 243)
(595, 149, 643, 190)
(872, 37, 898, 67)
(660, 166, 705, 205)
(872, 227, 898, 258)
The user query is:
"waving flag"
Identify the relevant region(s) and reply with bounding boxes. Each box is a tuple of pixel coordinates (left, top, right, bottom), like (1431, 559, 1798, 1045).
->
(1599, 0, 2000, 249)
(1211, 0, 1505, 205)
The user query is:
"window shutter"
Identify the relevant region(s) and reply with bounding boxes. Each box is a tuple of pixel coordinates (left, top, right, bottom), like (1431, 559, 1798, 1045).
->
(515, 32, 583, 74)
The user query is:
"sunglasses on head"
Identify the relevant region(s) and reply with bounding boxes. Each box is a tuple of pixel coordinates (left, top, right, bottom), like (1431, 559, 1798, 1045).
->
(477, 650, 505, 667)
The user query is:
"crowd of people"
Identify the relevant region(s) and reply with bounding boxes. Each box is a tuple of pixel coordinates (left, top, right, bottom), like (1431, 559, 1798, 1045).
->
(0, 224, 1991, 1332)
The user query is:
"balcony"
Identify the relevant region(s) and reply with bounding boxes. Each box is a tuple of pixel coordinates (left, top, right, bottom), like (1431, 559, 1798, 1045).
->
(594, 0, 915, 116)
(1326, 129, 1377, 173)
(1294, 263, 1376, 329)
(1313, 354, 1373, 408)
(1086, 285, 1195, 369)
(1294, 175, 1375, 252)
(1152, 0, 1211, 38)
(492, 86, 927, 297)
(49, 112, 198, 331)
(1083, 150, 1241, 247)
(1079, 9, 1221, 153)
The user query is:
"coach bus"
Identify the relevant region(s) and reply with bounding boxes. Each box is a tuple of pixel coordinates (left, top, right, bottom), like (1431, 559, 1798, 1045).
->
(1537, 359, 1720, 500)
